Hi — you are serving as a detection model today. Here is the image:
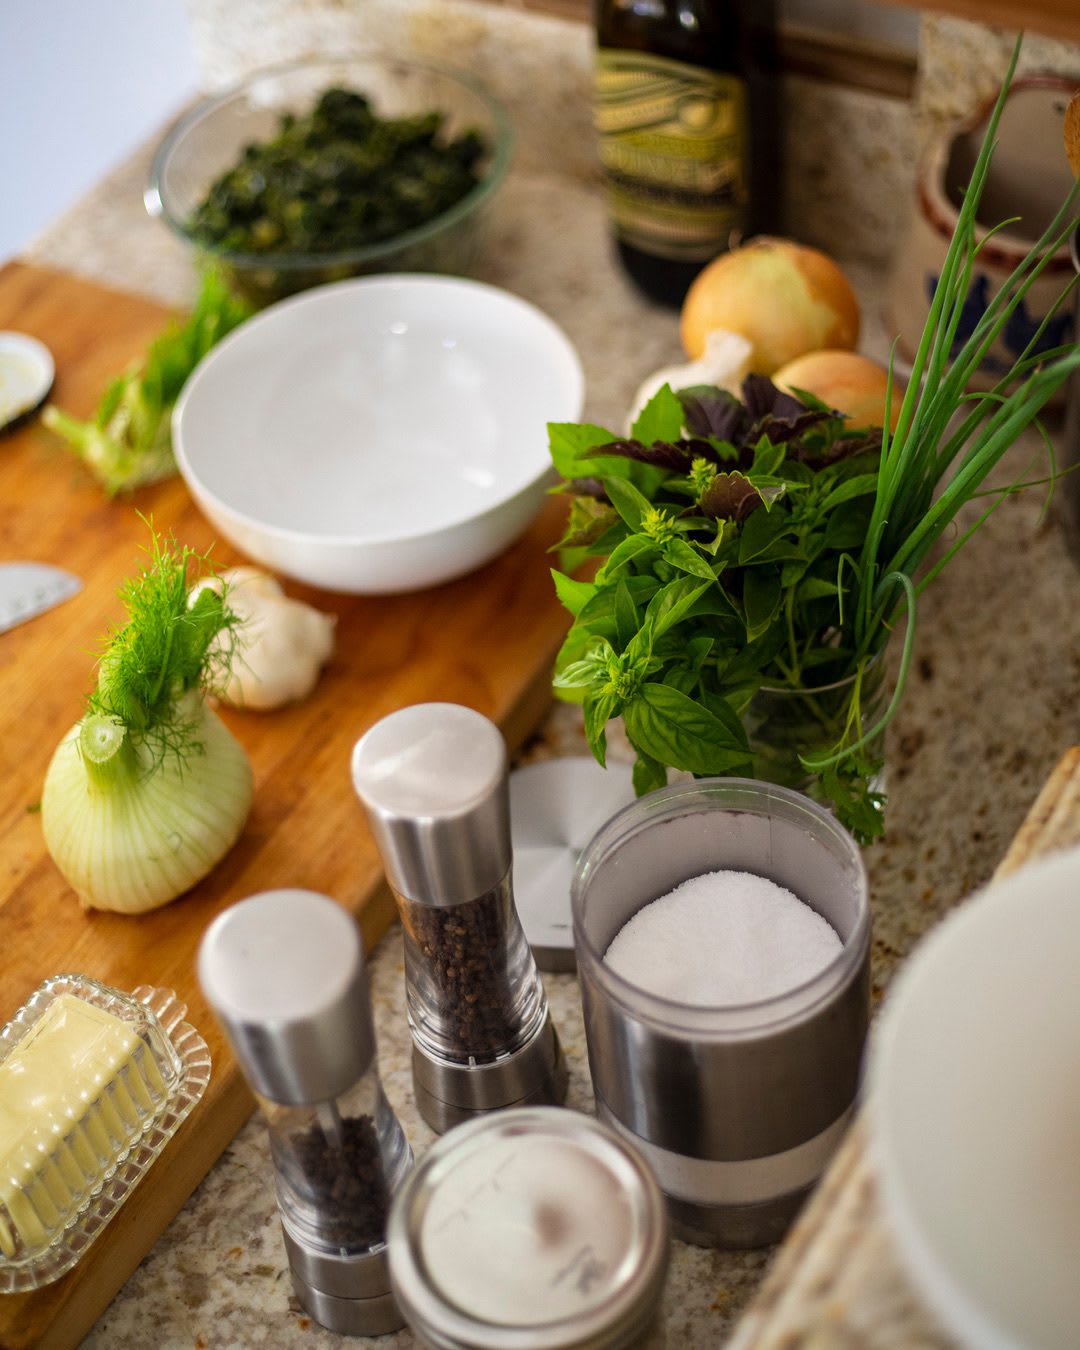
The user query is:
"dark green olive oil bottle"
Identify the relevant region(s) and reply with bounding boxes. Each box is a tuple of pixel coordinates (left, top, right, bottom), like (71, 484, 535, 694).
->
(594, 0, 779, 307)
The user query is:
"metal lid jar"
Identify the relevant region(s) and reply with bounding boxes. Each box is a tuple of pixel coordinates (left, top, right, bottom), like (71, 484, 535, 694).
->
(387, 1107, 669, 1349)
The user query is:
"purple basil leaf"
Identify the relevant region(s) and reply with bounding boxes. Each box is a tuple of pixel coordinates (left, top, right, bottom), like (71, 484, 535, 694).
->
(792, 427, 884, 466)
(739, 373, 836, 445)
(563, 476, 610, 500)
(679, 386, 751, 443)
(700, 471, 764, 522)
(741, 374, 789, 421)
(602, 440, 696, 472)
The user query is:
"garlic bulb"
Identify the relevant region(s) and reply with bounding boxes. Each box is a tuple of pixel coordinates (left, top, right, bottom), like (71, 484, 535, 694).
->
(626, 330, 754, 430)
(190, 567, 336, 710)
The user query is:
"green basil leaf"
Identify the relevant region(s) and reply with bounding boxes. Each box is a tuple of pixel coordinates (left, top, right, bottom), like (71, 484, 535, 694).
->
(583, 689, 617, 767)
(597, 533, 658, 581)
(553, 658, 602, 690)
(745, 535, 807, 565)
(699, 688, 755, 743)
(605, 477, 654, 532)
(663, 666, 698, 696)
(623, 683, 751, 775)
(550, 569, 595, 617)
(646, 576, 711, 639)
(820, 474, 881, 511)
(548, 422, 620, 479)
(825, 501, 873, 549)
(751, 439, 787, 477)
(624, 616, 655, 667)
(614, 581, 640, 650)
(743, 568, 782, 642)
(797, 575, 842, 601)
(633, 753, 668, 796)
(551, 626, 595, 703)
(683, 633, 715, 669)
(738, 505, 792, 563)
(630, 384, 687, 444)
(660, 537, 717, 580)
(570, 579, 660, 647)
(717, 625, 787, 684)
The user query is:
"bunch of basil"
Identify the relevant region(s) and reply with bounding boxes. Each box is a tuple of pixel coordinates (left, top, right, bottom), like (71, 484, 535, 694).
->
(549, 379, 890, 840)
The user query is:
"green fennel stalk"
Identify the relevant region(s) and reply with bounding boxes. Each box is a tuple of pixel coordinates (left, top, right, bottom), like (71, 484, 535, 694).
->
(42, 269, 251, 494)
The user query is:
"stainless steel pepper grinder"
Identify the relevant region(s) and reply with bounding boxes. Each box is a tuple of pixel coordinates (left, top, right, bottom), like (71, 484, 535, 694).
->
(198, 888, 412, 1336)
(351, 702, 567, 1133)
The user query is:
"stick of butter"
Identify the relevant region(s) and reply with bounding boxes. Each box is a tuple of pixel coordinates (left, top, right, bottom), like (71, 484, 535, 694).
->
(0, 993, 168, 1259)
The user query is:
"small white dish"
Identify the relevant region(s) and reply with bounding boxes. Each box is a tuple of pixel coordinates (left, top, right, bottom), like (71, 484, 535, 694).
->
(868, 845, 1080, 1350)
(173, 275, 584, 593)
(0, 332, 54, 433)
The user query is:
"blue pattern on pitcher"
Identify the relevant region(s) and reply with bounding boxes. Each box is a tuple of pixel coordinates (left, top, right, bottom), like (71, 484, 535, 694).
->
(926, 271, 1075, 373)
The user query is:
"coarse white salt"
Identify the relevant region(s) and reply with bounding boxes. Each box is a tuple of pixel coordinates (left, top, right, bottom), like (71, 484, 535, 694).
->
(604, 869, 842, 1006)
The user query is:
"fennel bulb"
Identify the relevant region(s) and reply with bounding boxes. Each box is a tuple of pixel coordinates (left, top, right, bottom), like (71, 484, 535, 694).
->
(41, 533, 254, 914)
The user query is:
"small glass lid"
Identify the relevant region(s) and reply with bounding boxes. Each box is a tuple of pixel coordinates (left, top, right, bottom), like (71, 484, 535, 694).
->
(388, 1107, 669, 1349)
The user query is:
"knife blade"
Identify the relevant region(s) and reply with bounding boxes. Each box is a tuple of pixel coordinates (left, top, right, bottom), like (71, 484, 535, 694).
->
(0, 562, 83, 634)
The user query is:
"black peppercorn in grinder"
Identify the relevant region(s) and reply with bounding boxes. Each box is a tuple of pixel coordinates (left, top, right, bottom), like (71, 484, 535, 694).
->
(198, 889, 412, 1337)
(351, 703, 567, 1134)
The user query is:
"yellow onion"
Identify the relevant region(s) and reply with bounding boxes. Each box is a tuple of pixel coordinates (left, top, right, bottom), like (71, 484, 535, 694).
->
(681, 237, 860, 375)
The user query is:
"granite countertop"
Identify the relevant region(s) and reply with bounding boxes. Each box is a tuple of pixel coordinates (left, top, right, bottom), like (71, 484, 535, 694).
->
(23, 97, 1080, 1349)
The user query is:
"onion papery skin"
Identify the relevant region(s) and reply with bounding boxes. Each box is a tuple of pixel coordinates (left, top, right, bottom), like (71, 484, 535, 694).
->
(41, 697, 253, 914)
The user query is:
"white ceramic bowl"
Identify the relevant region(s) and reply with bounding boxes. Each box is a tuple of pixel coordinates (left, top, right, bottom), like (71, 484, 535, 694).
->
(868, 846, 1080, 1350)
(172, 274, 584, 593)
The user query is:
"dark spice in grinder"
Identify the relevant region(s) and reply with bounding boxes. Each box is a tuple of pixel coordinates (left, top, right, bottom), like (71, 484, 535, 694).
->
(281, 1114, 391, 1251)
(399, 886, 518, 1061)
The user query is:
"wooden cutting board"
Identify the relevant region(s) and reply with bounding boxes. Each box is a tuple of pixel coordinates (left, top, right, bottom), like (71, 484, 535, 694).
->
(0, 261, 574, 1350)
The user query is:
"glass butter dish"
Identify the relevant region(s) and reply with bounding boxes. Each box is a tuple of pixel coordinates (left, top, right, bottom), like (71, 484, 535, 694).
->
(0, 974, 211, 1292)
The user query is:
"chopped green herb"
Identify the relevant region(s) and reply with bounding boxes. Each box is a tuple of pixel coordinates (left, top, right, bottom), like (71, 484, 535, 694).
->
(187, 87, 488, 258)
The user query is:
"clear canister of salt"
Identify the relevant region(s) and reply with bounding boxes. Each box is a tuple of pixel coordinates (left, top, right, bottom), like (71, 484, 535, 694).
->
(351, 703, 567, 1133)
(198, 888, 412, 1336)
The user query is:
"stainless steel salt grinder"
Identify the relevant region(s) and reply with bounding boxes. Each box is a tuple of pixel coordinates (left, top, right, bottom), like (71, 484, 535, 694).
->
(197, 888, 412, 1337)
(351, 703, 567, 1134)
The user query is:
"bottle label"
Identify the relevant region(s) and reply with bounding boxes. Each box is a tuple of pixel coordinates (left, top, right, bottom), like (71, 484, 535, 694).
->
(595, 50, 748, 262)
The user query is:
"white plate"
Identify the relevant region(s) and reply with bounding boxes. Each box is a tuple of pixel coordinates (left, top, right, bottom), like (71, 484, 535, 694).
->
(868, 845, 1080, 1350)
(173, 275, 584, 593)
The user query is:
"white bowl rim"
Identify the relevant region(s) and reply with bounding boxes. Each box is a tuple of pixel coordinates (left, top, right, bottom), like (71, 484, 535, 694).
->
(172, 272, 585, 549)
(867, 844, 1080, 1350)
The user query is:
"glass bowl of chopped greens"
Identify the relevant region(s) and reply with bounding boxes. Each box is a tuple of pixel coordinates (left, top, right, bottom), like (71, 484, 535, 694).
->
(146, 56, 513, 307)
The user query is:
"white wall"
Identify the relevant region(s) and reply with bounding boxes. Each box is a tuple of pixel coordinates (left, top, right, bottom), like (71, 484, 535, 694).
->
(0, 0, 198, 259)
